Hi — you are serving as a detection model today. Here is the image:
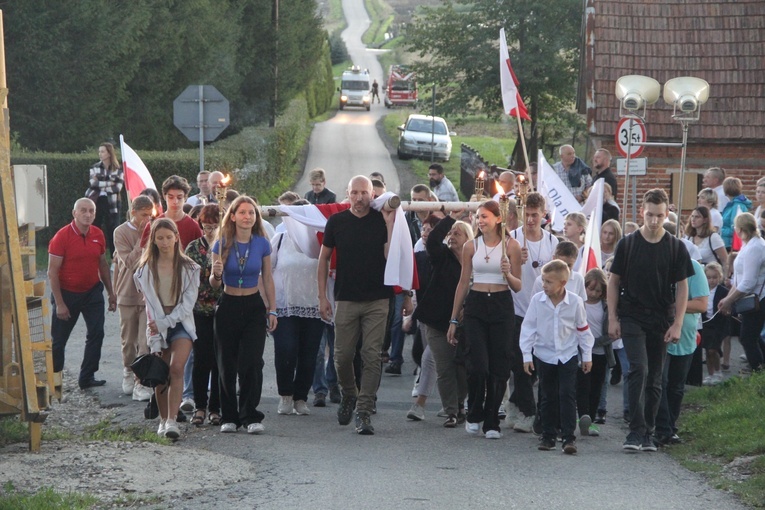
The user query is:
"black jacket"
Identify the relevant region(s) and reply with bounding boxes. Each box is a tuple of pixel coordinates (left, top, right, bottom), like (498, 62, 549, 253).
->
(412, 216, 461, 332)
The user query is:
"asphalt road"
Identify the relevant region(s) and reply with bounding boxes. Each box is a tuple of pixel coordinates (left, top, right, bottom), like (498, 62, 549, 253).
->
(296, 0, 400, 199)
(52, 1, 749, 508)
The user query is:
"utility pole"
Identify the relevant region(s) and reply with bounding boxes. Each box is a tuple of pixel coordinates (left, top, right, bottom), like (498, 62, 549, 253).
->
(269, 0, 279, 127)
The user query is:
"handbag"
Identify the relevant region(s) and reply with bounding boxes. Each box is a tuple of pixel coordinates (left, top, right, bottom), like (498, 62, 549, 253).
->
(731, 280, 765, 315)
(130, 354, 170, 388)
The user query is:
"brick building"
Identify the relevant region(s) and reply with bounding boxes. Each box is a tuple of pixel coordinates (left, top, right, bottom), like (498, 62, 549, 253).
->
(577, 0, 765, 222)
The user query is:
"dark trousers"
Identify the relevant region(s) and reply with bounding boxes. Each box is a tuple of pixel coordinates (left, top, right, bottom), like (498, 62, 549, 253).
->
(511, 315, 536, 416)
(656, 352, 694, 438)
(214, 293, 267, 427)
(686, 343, 704, 386)
(51, 282, 105, 383)
(273, 316, 325, 402)
(94, 195, 119, 256)
(537, 355, 578, 442)
(739, 297, 765, 371)
(576, 353, 607, 418)
(621, 317, 668, 436)
(192, 313, 219, 414)
(463, 290, 514, 433)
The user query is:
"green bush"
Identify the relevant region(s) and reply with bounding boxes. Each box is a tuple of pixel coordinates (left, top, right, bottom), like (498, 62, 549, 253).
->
(329, 29, 349, 65)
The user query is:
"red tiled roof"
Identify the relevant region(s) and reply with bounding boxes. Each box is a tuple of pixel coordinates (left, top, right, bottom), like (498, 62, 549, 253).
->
(579, 0, 765, 141)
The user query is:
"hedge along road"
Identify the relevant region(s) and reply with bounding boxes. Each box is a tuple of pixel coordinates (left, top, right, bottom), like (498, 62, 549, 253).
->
(10, 0, 749, 508)
(296, 0, 400, 198)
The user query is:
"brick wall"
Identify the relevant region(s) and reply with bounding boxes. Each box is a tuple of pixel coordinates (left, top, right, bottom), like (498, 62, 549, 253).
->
(592, 138, 764, 222)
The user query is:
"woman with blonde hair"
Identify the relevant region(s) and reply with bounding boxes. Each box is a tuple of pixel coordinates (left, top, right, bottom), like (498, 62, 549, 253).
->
(564, 212, 587, 271)
(134, 219, 200, 439)
(599, 219, 622, 266)
(210, 196, 277, 434)
(718, 213, 765, 372)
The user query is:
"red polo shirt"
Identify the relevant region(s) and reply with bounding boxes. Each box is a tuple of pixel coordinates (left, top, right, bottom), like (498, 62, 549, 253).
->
(48, 221, 105, 293)
(140, 213, 202, 250)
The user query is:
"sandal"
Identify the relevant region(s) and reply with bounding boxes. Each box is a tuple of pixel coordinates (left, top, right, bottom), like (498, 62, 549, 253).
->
(191, 409, 206, 426)
(208, 412, 222, 426)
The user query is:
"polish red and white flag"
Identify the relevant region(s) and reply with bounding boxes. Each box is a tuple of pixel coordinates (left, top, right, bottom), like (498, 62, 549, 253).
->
(120, 135, 157, 202)
(579, 179, 605, 274)
(499, 28, 531, 121)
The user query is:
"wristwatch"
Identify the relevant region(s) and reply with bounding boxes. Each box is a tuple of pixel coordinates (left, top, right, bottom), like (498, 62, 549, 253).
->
(403, 290, 414, 297)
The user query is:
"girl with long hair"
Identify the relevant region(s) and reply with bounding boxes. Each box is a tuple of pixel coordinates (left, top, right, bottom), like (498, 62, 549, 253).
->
(684, 206, 727, 267)
(210, 196, 277, 434)
(447, 200, 522, 438)
(133, 219, 200, 439)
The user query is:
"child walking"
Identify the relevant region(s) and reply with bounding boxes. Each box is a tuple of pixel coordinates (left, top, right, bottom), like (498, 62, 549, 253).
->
(520, 260, 594, 454)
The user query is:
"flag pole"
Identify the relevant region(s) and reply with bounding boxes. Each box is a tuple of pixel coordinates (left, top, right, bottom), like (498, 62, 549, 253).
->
(515, 115, 533, 192)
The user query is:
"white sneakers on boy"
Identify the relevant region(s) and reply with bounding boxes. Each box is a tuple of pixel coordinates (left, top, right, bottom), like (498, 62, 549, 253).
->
(122, 368, 135, 395)
(278, 396, 295, 415)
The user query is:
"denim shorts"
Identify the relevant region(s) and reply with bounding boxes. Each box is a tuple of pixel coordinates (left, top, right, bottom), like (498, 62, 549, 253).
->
(166, 323, 192, 343)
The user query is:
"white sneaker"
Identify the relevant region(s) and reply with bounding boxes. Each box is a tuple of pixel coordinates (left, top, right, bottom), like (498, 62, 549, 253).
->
(485, 430, 502, 439)
(294, 400, 311, 415)
(712, 373, 725, 384)
(278, 396, 295, 415)
(122, 367, 135, 395)
(504, 407, 519, 428)
(132, 384, 153, 402)
(702, 375, 715, 386)
(513, 414, 534, 433)
(157, 419, 166, 437)
(220, 423, 237, 433)
(465, 421, 481, 435)
(164, 418, 180, 439)
(247, 423, 265, 434)
(436, 407, 449, 418)
(407, 404, 425, 421)
(180, 399, 195, 413)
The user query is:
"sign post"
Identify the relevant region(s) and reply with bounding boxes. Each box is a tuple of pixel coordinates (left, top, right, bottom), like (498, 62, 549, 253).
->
(173, 85, 230, 172)
(616, 117, 646, 225)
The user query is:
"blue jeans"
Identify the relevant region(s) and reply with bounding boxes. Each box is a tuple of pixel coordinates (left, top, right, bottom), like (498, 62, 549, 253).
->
(51, 282, 105, 383)
(182, 349, 194, 401)
(273, 316, 325, 402)
(312, 325, 338, 396)
(388, 294, 406, 363)
(655, 352, 694, 438)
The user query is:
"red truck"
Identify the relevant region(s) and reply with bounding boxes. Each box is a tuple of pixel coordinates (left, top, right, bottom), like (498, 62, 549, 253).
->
(384, 65, 417, 108)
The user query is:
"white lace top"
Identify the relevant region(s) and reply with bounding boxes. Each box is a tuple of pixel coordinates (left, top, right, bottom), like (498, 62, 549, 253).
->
(271, 233, 327, 321)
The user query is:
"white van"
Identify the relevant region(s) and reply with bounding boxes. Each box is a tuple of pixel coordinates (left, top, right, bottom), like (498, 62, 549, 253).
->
(339, 66, 371, 111)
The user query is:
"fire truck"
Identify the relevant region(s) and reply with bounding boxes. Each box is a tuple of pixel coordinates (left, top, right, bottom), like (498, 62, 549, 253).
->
(384, 65, 417, 108)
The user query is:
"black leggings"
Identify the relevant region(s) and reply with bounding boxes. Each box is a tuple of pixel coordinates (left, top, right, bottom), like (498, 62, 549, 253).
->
(192, 313, 220, 414)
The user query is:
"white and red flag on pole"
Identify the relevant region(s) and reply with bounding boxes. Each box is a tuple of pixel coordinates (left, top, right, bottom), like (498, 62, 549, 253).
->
(499, 28, 531, 121)
(120, 135, 157, 202)
(579, 179, 605, 275)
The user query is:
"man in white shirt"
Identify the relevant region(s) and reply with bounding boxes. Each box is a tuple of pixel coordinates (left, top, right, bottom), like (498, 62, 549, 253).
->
(186, 170, 216, 207)
(702, 167, 729, 212)
(491, 171, 516, 201)
(428, 164, 458, 202)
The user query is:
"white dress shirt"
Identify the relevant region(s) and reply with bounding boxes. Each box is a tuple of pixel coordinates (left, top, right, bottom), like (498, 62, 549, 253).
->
(519, 289, 594, 364)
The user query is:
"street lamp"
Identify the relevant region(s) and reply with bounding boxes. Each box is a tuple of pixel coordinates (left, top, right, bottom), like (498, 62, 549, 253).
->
(614, 75, 710, 235)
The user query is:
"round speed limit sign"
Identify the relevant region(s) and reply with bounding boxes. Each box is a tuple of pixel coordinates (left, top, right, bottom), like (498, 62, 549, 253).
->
(615, 118, 646, 158)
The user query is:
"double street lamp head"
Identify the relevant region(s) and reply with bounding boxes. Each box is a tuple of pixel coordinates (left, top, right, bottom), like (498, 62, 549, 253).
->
(615, 75, 661, 116)
(615, 74, 710, 121)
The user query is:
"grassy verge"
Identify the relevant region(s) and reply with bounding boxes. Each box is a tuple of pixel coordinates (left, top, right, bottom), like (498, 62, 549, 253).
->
(85, 419, 170, 445)
(383, 112, 516, 199)
(362, 0, 394, 46)
(668, 372, 765, 507)
(0, 482, 98, 510)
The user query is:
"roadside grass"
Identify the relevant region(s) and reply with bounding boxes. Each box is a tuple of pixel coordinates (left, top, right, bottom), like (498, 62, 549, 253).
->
(84, 419, 170, 445)
(668, 372, 765, 507)
(0, 482, 98, 510)
(325, 0, 346, 31)
(383, 112, 516, 199)
(362, 0, 394, 46)
(0, 416, 29, 447)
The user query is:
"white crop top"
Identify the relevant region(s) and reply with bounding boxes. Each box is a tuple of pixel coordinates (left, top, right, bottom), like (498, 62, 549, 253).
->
(472, 237, 507, 285)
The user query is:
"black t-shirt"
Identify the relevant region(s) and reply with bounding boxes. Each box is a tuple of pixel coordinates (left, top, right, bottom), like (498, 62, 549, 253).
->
(610, 230, 694, 321)
(594, 167, 618, 200)
(323, 209, 393, 302)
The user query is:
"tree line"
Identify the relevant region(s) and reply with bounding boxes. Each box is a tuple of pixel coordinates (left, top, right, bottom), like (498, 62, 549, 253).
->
(2, 0, 332, 152)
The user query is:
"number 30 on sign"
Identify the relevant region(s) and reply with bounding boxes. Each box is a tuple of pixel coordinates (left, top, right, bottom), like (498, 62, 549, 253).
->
(615, 117, 646, 158)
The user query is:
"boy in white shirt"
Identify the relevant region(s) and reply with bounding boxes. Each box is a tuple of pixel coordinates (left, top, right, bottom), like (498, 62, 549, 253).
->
(520, 260, 594, 454)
